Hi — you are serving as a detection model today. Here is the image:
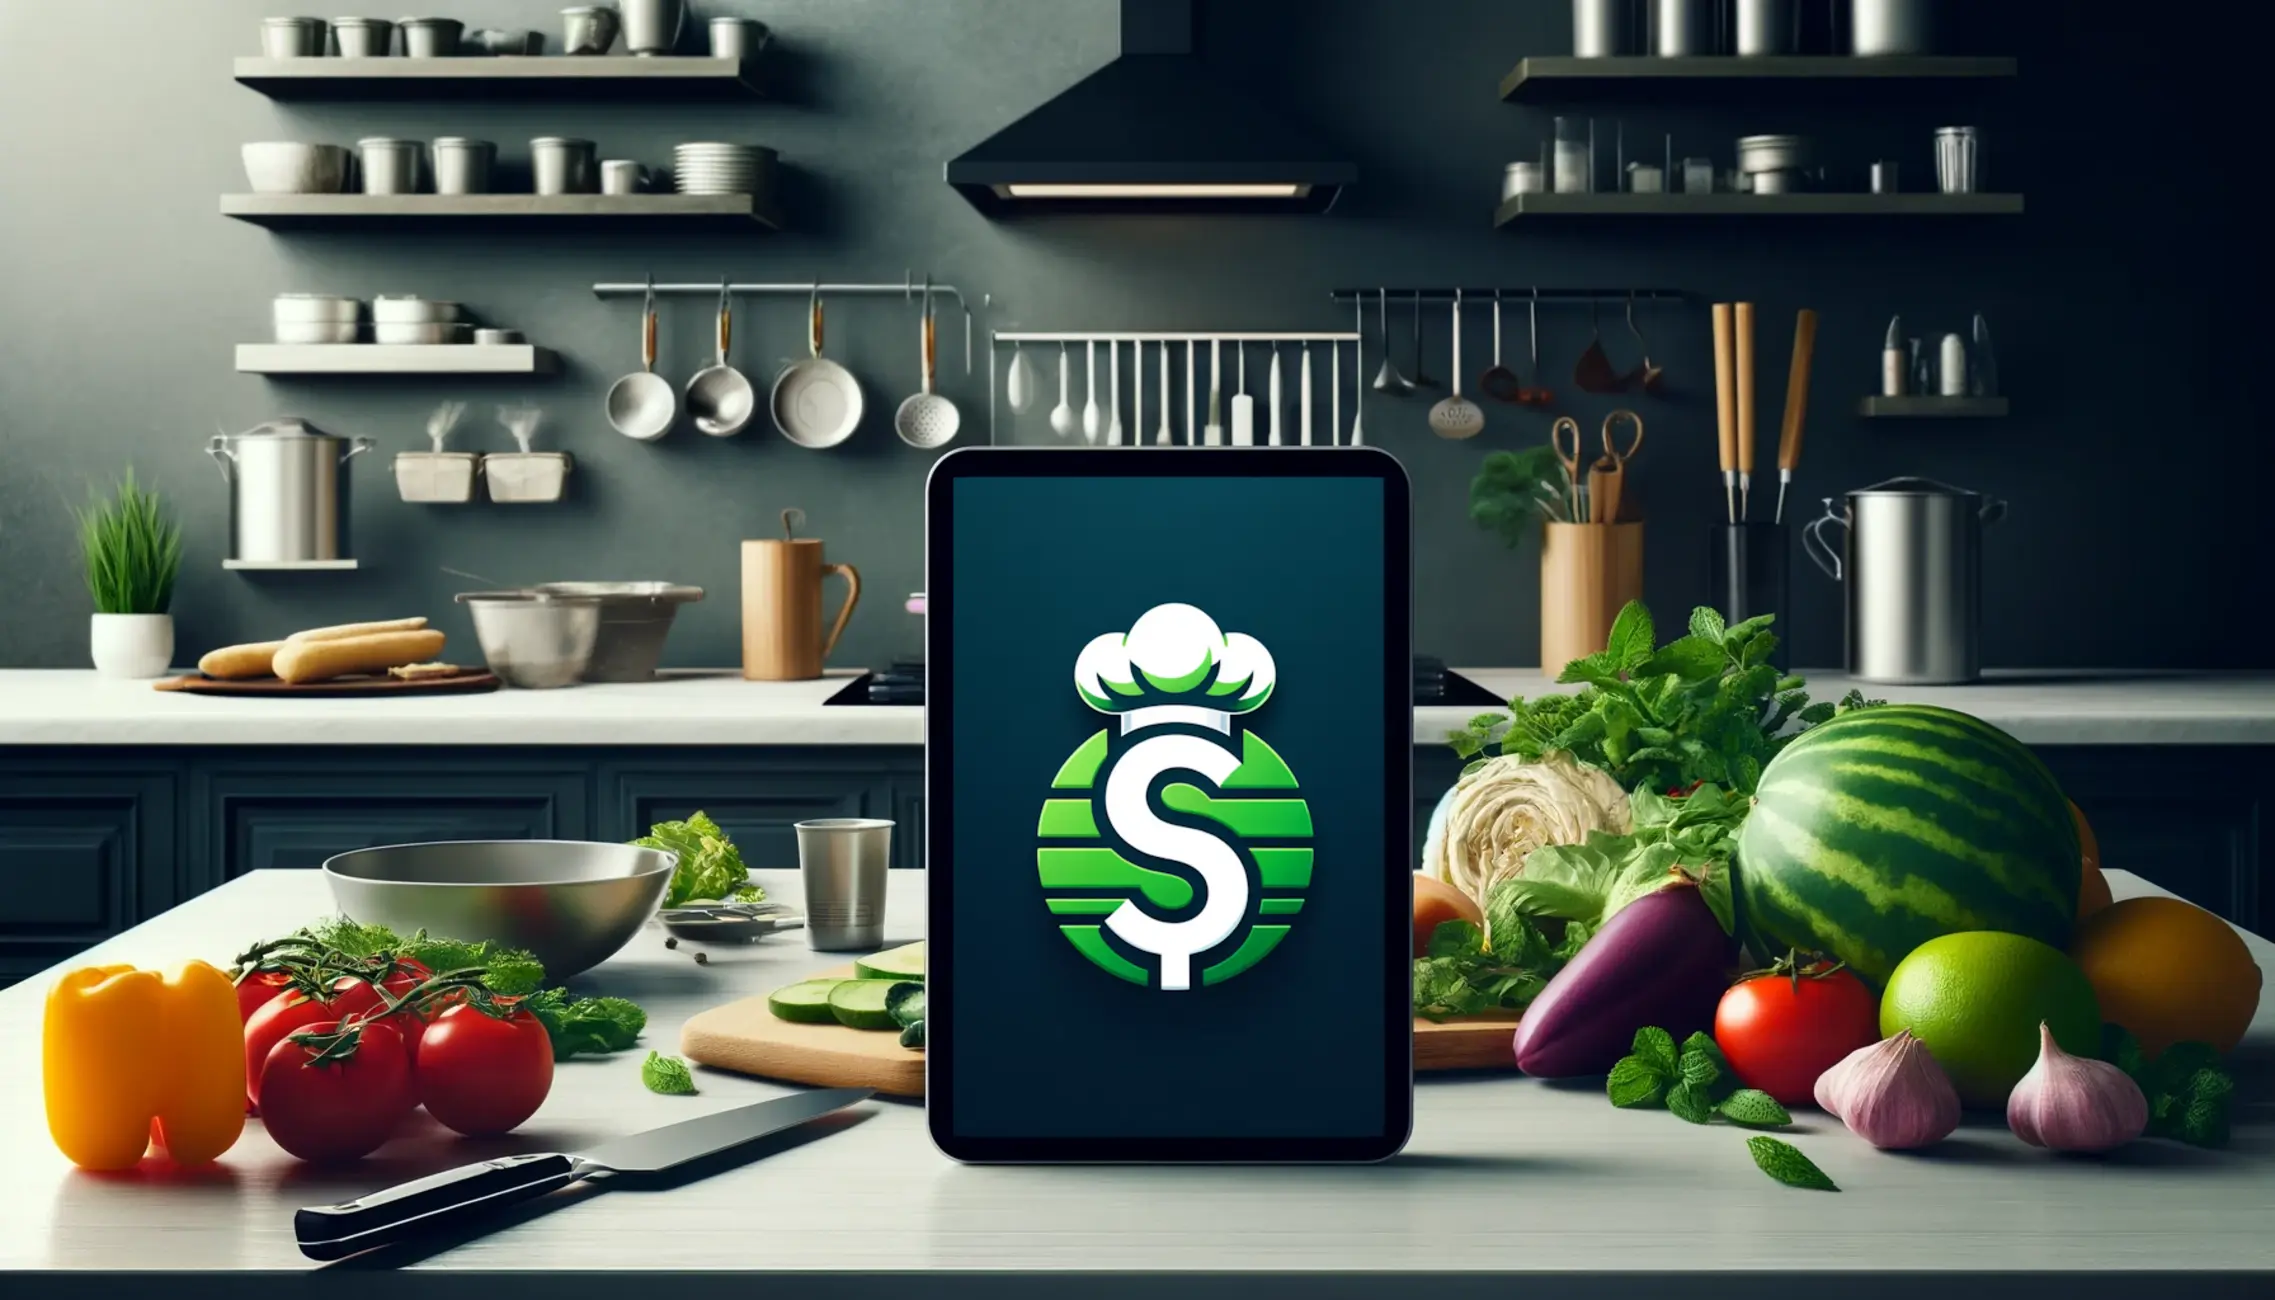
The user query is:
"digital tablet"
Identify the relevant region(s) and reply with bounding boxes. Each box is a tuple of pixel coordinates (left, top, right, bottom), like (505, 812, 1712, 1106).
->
(924, 448, 1413, 1163)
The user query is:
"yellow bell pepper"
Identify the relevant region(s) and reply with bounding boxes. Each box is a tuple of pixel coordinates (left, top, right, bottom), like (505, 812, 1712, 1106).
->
(44, 960, 246, 1170)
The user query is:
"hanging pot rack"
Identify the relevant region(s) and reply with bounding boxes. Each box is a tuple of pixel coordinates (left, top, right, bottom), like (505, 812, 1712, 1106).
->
(591, 274, 989, 373)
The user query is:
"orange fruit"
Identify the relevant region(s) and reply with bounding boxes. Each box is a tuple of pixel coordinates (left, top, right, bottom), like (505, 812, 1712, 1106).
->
(2071, 896, 2262, 1056)
(1413, 873, 1484, 957)
(2071, 801, 2113, 921)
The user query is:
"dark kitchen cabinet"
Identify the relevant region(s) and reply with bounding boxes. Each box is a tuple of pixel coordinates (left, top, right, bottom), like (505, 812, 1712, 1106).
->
(189, 750, 590, 883)
(0, 758, 180, 985)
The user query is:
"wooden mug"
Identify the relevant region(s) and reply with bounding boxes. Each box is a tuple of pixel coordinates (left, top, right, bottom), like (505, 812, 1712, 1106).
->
(741, 539, 861, 681)
(1540, 522, 1644, 671)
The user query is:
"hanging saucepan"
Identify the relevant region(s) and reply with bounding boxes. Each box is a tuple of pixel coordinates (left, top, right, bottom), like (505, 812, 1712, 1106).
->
(769, 286, 864, 449)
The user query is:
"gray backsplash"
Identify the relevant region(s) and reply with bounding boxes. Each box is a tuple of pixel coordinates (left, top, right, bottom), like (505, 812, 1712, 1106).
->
(0, 1, 2259, 673)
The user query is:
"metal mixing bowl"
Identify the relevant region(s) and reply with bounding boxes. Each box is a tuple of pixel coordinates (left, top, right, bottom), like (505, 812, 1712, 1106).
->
(456, 589, 600, 688)
(533, 582, 704, 681)
(323, 840, 675, 979)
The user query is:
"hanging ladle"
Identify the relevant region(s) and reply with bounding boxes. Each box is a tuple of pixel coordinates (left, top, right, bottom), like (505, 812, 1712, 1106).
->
(1479, 289, 1524, 404)
(1371, 287, 1412, 395)
(1574, 298, 1625, 394)
(1618, 291, 1665, 395)
(1516, 288, 1556, 409)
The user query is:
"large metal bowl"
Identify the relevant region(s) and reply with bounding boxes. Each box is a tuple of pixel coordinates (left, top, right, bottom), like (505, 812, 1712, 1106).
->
(456, 589, 601, 688)
(323, 840, 675, 979)
(532, 582, 704, 681)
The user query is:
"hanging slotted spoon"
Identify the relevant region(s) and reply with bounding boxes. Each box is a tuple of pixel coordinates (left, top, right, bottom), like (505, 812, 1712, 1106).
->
(1480, 289, 1523, 403)
(893, 282, 959, 448)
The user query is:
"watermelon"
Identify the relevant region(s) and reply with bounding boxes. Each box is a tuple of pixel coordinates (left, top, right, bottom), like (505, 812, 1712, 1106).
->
(1734, 704, 2078, 988)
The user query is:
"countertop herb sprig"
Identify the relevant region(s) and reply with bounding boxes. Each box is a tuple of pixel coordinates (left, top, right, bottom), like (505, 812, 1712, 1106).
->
(1451, 603, 1880, 796)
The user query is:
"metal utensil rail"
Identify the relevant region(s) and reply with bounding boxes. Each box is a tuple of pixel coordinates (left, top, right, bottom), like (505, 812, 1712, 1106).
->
(591, 275, 988, 373)
(988, 331, 1363, 447)
(1327, 288, 1688, 305)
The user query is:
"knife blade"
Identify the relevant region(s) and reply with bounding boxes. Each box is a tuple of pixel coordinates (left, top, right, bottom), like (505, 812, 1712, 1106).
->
(294, 1087, 871, 1261)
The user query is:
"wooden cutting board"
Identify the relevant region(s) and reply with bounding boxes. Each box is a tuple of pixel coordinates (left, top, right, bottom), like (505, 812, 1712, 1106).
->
(681, 964, 924, 1098)
(153, 670, 499, 697)
(681, 967, 1515, 1096)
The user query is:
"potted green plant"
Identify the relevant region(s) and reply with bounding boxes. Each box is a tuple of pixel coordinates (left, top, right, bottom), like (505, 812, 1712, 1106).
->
(74, 470, 183, 679)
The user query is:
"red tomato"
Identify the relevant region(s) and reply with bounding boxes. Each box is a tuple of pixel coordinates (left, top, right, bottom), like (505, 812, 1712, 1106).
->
(244, 987, 348, 1110)
(415, 1003, 554, 1137)
(235, 970, 294, 1024)
(258, 1020, 414, 1163)
(329, 959, 434, 1050)
(1713, 963, 1880, 1106)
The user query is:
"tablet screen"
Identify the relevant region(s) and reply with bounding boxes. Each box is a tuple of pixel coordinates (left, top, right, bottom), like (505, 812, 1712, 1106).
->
(926, 450, 1411, 1162)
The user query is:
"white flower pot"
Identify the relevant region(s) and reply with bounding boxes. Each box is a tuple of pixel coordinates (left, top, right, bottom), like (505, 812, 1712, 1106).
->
(90, 613, 174, 679)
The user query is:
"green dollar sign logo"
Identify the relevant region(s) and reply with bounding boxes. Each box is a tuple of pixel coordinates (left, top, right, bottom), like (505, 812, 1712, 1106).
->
(1036, 604, 1313, 990)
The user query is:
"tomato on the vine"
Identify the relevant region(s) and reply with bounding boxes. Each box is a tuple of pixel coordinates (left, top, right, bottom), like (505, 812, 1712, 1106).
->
(328, 959, 435, 1051)
(257, 1020, 414, 1163)
(235, 970, 294, 1024)
(243, 986, 350, 1110)
(416, 1002, 554, 1137)
(1713, 956, 1880, 1106)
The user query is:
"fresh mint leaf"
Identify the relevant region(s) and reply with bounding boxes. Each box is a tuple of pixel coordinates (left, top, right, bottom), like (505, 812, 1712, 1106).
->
(1718, 1090, 1792, 1129)
(1426, 919, 1485, 961)
(530, 991, 647, 1059)
(1608, 1057, 1669, 1109)
(1689, 607, 1728, 644)
(1680, 1045, 1721, 1089)
(1606, 601, 1656, 671)
(641, 1051, 698, 1096)
(1796, 701, 1836, 726)
(1666, 1081, 1714, 1124)
(1682, 1031, 1731, 1078)
(1631, 1026, 1679, 1076)
(1747, 1137, 1838, 1191)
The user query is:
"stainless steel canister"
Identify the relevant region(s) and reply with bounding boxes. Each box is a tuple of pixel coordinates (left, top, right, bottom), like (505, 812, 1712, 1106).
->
(1572, 0, 1634, 57)
(357, 137, 424, 194)
(207, 418, 375, 564)
(1850, 0, 1934, 55)
(1653, 0, 1716, 55)
(1804, 477, 2008, 684)
(1936, 126, 1980, 193)
(432, 138, 495, 194)
(531, 137, 597, 195)
(331, 17, 395, 56)
(797, 818, 893, 951)
(1736, 0, 1798, 55)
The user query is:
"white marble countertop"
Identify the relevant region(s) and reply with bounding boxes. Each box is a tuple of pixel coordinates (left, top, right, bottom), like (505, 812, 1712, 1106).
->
(0, 668, 2269, 747)
(0, 868, 2266, 1292)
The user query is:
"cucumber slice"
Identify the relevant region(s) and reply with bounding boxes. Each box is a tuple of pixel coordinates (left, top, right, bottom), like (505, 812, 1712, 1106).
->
(886, 983, 926, 1029)
(768, 979, 844, 1024)
(828, 979, 914, 1031)
(898, 1019, 925, 1049)
(854, 941, 925, 982)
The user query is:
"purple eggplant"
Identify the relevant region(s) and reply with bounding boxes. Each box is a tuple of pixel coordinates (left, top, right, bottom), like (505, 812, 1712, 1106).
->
(1512, 882, 1736, 1078)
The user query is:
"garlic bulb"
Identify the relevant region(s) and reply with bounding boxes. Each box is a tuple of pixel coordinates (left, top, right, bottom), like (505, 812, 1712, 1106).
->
(2007, 1022, 2148, 1152)
(1425, 752, 1630, 921)
(1814, 1029, 1962, 1150)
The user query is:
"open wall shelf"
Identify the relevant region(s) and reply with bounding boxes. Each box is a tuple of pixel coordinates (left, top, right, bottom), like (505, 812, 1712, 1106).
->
(236, 344, 558, 375)
(1500, 55, 2018, 99)
(1857, 396, 2010, 419)
(221, 193, 780, 230)
(1494, 193, 2023, 224)
(234, 56, 762, 99)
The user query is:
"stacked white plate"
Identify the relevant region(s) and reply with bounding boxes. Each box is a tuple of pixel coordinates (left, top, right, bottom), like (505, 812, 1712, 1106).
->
(672, 142, 771, 195)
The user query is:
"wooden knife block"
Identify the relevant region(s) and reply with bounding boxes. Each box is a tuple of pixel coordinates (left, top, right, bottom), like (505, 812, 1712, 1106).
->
(1540, 522, 1645, 672)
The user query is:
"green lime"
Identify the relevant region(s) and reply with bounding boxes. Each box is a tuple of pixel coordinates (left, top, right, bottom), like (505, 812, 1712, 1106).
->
(1879, 931, 2101, 1108)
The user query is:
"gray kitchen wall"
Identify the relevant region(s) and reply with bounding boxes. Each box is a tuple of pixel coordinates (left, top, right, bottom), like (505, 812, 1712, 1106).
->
(0, 0, 2257, 672)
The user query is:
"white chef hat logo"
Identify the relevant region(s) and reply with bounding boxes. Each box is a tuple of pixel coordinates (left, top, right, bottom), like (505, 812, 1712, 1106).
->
(1073, 603, 1275, 723)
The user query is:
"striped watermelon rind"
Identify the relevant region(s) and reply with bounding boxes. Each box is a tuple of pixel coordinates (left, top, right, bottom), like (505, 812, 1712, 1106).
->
(1734, 704, 2079, 987)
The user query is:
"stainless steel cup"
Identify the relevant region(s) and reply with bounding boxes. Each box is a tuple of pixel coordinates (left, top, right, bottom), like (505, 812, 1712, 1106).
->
(433, 138, 495, 194)
(1571, 0, 1632, 56)
(624, 0, 685, 56)
(1736, 0, 1797, 55)
(1850, 0, 1933, 55)
(1935, 126, 1979, 193)
(709, 17, 767, 60)
(357, 138, 425, 194)
(562, 6, 620, 55)
(400, 17, 462, 56)
(1653, 0, 1716, 55)
(797, 819, 892, 951)
(331, 18, 395, 56)
(600, 159, 646, 195)
(1871, 160, 1899, 193)
(531, 137, 598, 195)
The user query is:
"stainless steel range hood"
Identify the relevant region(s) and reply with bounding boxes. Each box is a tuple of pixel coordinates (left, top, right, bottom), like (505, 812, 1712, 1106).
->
(945, 0, 1355, 214)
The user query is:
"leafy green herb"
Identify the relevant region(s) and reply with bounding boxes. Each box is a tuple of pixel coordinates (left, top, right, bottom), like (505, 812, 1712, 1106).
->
(1630, 1026, 1678, 1077)
(527, 990, 648, 1060)
(632, 811, 760, 909)
(73, 469, 181, 615)
(1718, 1090, 1793, 1129)
(1666, 1081, 1715, 1124)
(1497, 783, 1747, 940)
(1681, 1031, 1732, 1081)
(1412, 917, 1560, 1019)
(2102, 1025, 2235, 1148)
(1471, 445, 1577, 546)
(1449, 602, 1880, 796)
(1746, 1136, 1838, 1191)
(641, 1051, 698, 1095)
(1607, 1057, 1668, 1109)
(283, 917, 547, 997)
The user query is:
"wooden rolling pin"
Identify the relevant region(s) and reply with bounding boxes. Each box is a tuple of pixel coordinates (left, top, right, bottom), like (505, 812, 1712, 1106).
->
(1734, 302, 1757, 521)
(1776, 309, 1820, 525)
(1712, 303, 1737, 524)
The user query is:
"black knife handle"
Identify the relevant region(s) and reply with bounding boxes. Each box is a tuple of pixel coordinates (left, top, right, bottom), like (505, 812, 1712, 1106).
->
(295, 1152, 582, 1261)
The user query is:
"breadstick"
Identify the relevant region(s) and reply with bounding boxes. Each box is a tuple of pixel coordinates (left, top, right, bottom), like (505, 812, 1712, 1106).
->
(273, 630, 447, 684)
(286, 617, 429, 644)
(197, 641, 286, 680)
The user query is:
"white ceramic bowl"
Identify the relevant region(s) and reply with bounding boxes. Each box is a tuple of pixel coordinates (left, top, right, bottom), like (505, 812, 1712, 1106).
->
(242, 142, 350, 194)
(372, 296, 460, 324)
(275, 320, 360, 344)
(374, 321, 467, 345)
(273, 293, 361, 323)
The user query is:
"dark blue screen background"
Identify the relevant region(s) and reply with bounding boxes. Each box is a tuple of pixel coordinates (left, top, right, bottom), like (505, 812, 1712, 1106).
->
(947, 474, 1392, 1139)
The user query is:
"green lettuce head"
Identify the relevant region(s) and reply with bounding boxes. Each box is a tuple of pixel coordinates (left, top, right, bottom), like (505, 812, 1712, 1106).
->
(1074, 603, 1275, 718)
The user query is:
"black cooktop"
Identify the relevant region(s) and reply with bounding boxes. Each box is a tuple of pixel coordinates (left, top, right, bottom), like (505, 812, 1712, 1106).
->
(822, 659, 1506, 708)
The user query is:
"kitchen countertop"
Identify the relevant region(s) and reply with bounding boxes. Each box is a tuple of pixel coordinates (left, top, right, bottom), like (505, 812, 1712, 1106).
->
(0, 668, 2270, 747)
(0, 869, 2269, 1297)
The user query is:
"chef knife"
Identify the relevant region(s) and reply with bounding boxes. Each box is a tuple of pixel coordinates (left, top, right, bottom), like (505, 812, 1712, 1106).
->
(294, 1087, 872, 1261)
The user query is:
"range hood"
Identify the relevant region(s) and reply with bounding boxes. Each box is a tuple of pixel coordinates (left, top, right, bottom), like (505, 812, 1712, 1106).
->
(945, 0, 1355, 214)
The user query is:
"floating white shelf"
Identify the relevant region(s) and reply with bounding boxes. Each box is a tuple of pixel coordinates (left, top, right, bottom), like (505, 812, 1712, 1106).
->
(222, 559, 360, 571)
(233, 55, 763, 99)
(236, 344, 558, 375)
(220, 193, 780, 229)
